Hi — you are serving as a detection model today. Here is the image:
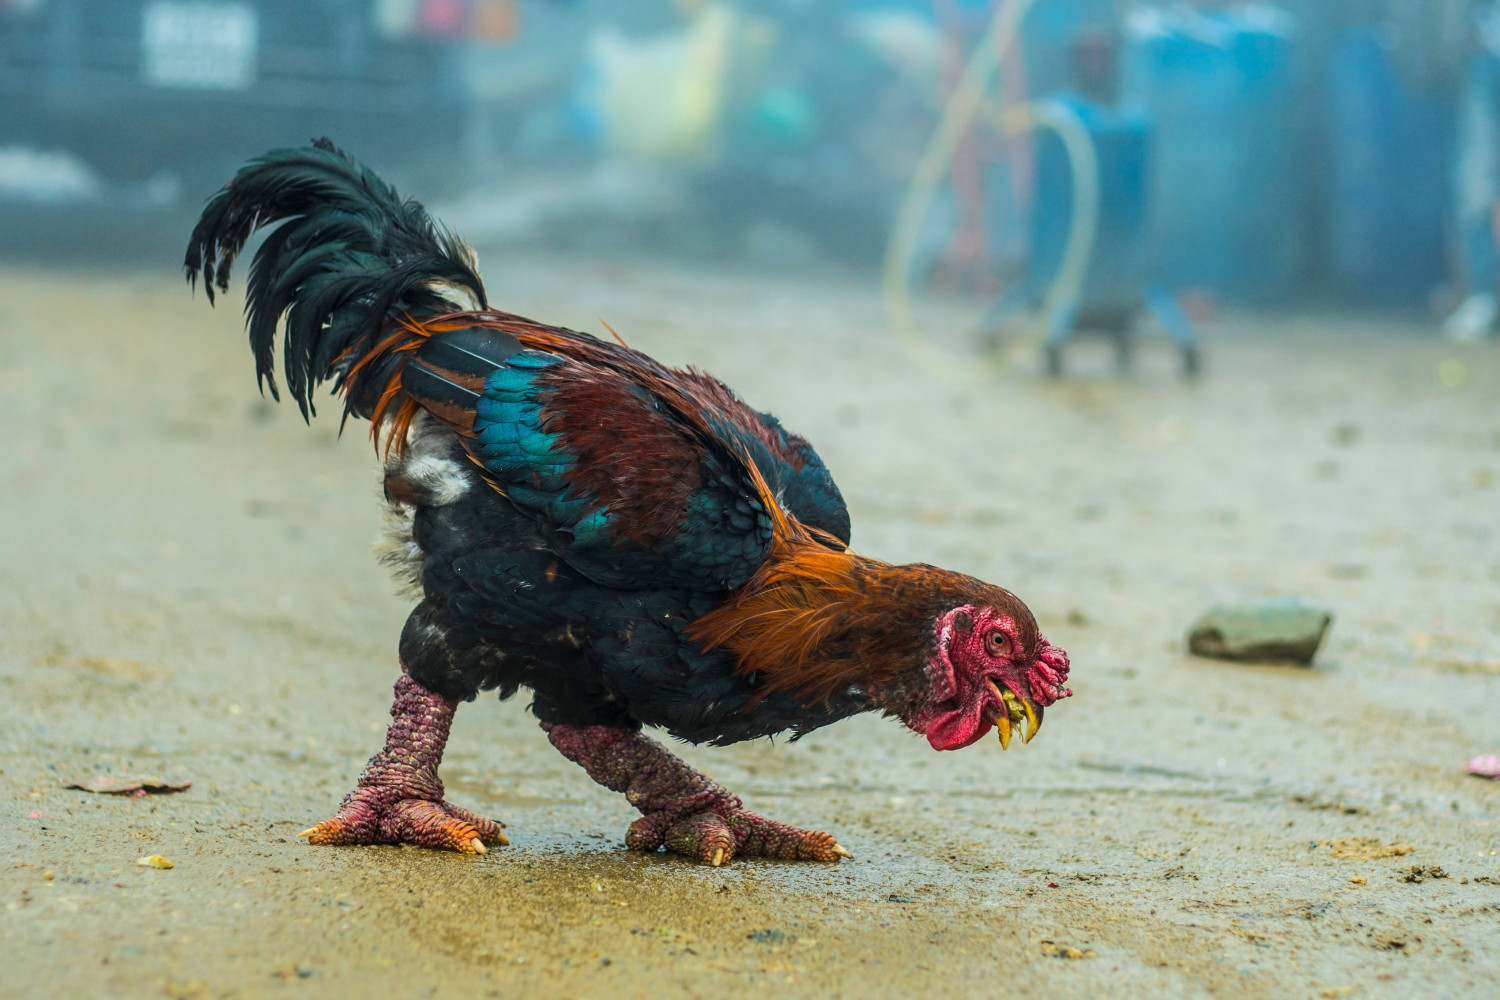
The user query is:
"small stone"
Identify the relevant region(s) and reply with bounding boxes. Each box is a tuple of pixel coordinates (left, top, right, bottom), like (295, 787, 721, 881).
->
(136, 855, 174, 869)
(1187, 600, 1332, 665)
(1401, 865, 1447, 883)
(1040, 940, 1093, 959)
(272, 964, 315, 980)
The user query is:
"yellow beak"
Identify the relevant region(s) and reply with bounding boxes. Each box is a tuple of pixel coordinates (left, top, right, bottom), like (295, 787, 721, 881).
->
(990, 681, 1043, 747)
(1021, 698, 1042, 744)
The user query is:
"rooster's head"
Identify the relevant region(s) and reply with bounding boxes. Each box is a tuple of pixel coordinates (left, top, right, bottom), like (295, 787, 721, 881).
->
(898, 597, 1072, 751)
(687, 510, 1073, 750)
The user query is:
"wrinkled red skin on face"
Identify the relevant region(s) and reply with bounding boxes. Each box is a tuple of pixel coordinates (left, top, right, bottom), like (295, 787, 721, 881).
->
(912, 605, 1072, 751)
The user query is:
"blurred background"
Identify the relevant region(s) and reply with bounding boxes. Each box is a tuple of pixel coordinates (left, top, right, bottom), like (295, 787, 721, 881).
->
(1, 0, 1498, 345)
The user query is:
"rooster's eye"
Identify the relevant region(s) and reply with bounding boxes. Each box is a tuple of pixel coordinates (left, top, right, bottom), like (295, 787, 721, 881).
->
(984, 630, 1011, 658)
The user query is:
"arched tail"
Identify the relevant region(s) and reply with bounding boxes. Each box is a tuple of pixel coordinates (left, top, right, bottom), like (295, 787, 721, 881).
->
(185, 139, 488, 424)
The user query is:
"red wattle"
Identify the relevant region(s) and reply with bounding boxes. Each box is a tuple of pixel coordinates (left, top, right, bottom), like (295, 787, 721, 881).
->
(925, 704, 993, 751)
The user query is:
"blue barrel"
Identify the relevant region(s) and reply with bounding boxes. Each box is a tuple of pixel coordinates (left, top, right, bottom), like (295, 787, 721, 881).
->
(1124, 5, 1299, 300)
(1028, 94, 1152, 312)
(1326, 27, 1453, 307)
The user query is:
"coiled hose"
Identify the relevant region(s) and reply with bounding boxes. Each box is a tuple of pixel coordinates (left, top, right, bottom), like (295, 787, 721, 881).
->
(882, 0, 1100, 381)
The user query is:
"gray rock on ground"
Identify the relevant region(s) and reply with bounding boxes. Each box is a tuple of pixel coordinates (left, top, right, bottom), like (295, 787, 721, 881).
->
(1187, 600, 1333, 665)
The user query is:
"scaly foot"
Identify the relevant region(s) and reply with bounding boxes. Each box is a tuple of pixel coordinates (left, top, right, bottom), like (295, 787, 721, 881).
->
(300, 672, 506, 855)
(300, 786, 505, 854)
(546, 723, 849, 867)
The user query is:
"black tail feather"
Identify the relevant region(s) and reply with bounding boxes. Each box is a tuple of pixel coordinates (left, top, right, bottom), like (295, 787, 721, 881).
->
(185, 139, 487, 421)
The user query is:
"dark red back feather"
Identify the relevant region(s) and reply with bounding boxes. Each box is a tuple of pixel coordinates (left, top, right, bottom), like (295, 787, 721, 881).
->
(533, 360, 707, 544)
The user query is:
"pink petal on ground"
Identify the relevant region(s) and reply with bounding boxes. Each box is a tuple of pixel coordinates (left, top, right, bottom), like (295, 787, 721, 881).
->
(1468, 755, 1500, 779)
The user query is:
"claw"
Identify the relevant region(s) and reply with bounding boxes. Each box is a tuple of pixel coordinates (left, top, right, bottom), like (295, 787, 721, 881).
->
(296, 828, 317, 839)
(831, 844, 852, 859)
(470, 838, 487, 855)
(1022, 700, 1042, 744)
(710, 847, 725, 867)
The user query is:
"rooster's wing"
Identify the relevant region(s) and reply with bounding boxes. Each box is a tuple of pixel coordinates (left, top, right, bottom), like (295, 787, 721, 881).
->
(398, 317, 848, 594)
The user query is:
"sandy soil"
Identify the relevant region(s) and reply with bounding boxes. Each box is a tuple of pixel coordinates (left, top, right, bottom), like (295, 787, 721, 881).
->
(2, 256, 1498, 999)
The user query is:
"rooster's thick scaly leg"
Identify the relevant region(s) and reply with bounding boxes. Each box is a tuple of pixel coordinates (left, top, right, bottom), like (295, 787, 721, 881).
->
(299, 670, 506, 854)
(545, 724, 849, 866)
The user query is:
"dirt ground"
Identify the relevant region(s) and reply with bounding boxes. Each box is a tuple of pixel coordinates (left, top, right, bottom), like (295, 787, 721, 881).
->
(2, 255, 1498, 1000)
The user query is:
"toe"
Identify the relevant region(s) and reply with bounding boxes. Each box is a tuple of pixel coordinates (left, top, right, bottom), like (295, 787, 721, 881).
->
(733, 812, 848, 862)
(385, 800, 495, 854)
(663, 812, 737, 866)
(299, 814, 373, 847)
(436, 816, 487, 854)
(442, 801, 509, 846)
(791, 829, 848, 862)
(299, 820, 339, 846)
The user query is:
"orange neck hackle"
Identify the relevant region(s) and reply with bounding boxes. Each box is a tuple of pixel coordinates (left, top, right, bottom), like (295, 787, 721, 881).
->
(687, 457, 954, 707)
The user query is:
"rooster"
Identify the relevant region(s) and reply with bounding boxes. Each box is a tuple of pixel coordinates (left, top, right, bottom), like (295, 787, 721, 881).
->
(185, 141, 1071, 866)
